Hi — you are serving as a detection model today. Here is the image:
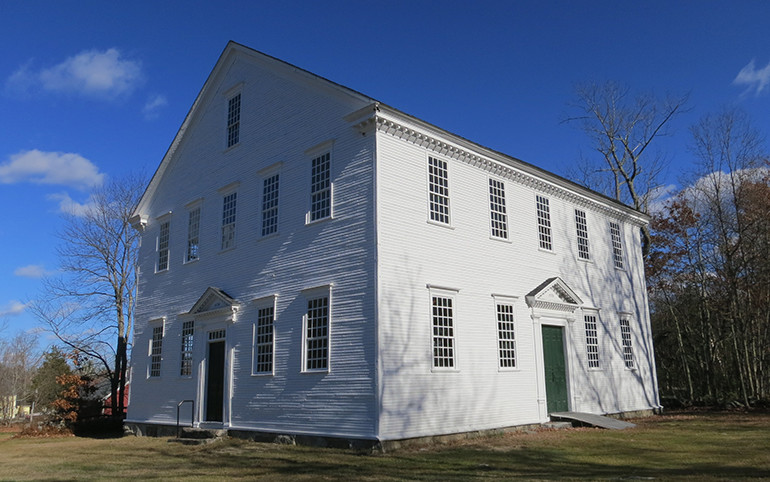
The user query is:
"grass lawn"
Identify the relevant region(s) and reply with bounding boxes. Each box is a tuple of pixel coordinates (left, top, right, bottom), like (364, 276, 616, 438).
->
(0, 410, 768, 480)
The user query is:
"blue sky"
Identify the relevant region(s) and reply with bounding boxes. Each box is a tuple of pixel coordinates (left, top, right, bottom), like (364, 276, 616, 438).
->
(1, 1, 769, 343)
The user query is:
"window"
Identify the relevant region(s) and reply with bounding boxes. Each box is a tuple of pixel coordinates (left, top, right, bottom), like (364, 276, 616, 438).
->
(304, 293, 329, 371)
(496, 303, 516, 369)
(261, 173, 280, 236)
(428, 156, 450, 225)
(489, 179, 509, 240)
(310, 153, 331, 222)
(186, 207, 201, 262)
(584, 314, 600, 369)
(180, 320, 194, 376)
(575, 209, 590, 260)
(221, 191, 237, 250)
(149, 324, 163, 378)
(227, 93, 241, 148)
(431, 294, 456, 369)
(253, 304, 275, 375)
(609, 221, 624, 269)
(536, 195, 552, 250)
(157, 221, 170, 271)
(620, 317, 635, 369)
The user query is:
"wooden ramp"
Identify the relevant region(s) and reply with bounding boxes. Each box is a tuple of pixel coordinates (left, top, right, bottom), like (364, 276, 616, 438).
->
(549, 412, 636, 430)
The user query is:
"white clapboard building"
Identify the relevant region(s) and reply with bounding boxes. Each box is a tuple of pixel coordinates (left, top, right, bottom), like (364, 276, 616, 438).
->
(126, 41, 660, 446)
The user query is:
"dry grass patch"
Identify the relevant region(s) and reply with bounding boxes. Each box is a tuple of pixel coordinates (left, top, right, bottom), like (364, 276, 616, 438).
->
(0, 410, 768, 480)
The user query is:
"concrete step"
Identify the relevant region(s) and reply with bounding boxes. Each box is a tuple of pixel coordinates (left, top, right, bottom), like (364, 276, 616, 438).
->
(168, 427, 226, 445)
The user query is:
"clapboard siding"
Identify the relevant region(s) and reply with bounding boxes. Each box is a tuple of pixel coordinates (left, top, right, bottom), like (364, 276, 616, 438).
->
(128, 48, 378, 438)
(129, 42, 658, 443)
(374, 116, 657, 440)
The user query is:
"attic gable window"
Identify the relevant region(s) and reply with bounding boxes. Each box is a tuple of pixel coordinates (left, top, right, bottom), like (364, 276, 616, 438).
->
(609, 221, 624, 269)
(309, 152, 331, 222)
(489, 178, 509, 240)
(536, 195, 552, 251)
(221, 191, 237, 250)
(575, 209, 590, 260)
(428, 156, 451, 225)
(227, 93, 241, 148)
(157, 221, 170, 272)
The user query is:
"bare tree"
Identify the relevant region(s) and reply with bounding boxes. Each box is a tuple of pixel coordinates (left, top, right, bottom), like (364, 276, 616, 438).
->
(30, 174, 145, 418)
(0, 331, 40, 420)
(565, 81, 688, 256)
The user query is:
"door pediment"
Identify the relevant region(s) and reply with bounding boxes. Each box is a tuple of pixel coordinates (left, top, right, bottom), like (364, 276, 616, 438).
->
(525, 277, 582, 313)
(186, 287, 240, 321)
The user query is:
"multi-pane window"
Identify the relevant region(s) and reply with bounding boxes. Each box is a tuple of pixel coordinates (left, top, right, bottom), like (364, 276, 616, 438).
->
(186, 207, 200, 262)
(431, 295, 456, 369)
(221, 192, 237, 250)
(149, 325, 163, 378)
(310, 153, 331, 222)
(227, 93, 241, 148)
(620, 317, 635, 369)
(253, 306, 275, 374)
(304, 296, 329, 371)
(261, 173, 280, 236)
(536, 195, 552, 250)
(584, 314, 600, 369)
(575, 209, 590, 260)
(428, 156, 450, 224)
(496, 303, 516, 369)
(609, 221, 624, 269)
(157, 221, 170, 271)
(180, 320, 194, 376)
(489, 179, 509, 239)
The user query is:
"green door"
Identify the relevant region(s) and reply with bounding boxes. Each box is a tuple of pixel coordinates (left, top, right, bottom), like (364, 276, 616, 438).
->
(205, 341, 225, 422)
(542, 325, 569, 413)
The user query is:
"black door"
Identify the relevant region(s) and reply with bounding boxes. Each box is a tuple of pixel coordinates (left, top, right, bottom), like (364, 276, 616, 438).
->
(205, 341, 225, 422)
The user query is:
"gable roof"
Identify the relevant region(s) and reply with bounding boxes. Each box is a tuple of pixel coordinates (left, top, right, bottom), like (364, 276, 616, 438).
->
(132, 41, 649, 227)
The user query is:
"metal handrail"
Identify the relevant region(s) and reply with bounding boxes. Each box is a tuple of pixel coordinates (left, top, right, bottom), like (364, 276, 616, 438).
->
(176, 400, 194, 438)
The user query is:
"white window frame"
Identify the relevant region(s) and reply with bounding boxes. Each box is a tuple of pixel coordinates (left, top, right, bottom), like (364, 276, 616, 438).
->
(301, 285, 332, 373)
(252, 295, 277, 376)
(575, 208, 591, 261)
(609, 221, 625, 269)
(219, 183, 239, 251)
(260, 168, 281, 237)
(226, 92, 241, 149)
(493, 295, 518, 370)
(428, 285, 459, 371)
(536, 195, 553, 251)
(185, 202, 202, 263)
(180, 320, 194, 377)
(619, 314, 635, 370)
(307, 150, 333, 224)
(427, 156, 451, 226)
(584, 311, 601, 370)
(489, 178, 509, 240)
(156, 219, 170, 272)
(148, 318, 165, 378)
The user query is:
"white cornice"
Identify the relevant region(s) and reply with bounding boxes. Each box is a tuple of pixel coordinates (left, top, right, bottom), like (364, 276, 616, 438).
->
(372, 110, 648, 226)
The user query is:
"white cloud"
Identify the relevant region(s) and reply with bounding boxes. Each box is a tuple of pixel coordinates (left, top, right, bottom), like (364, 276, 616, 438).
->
(47, 192, 96, 217)
(646, 184, 678, 215)
(733, 59, 770, 96)
(142, 94, 168, 120)
(0, 149, 105, 189)
(0, 300, 27, 318)
(6, 48, 143, 98)
(14, 264, 54, 279)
